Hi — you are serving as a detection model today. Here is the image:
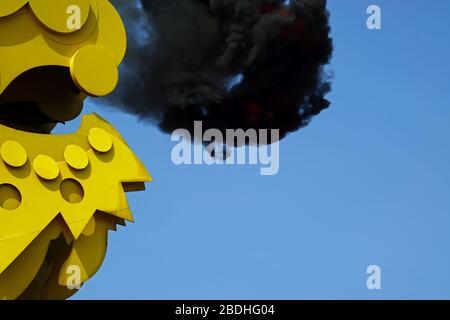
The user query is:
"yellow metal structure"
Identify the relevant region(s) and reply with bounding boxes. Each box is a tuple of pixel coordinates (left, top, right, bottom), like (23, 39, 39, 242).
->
(0, 1, 151, 299)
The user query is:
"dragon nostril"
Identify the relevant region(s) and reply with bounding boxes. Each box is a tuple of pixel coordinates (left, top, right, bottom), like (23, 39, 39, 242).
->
(0, 184, 22, 210)
(60, 178, 84, 204)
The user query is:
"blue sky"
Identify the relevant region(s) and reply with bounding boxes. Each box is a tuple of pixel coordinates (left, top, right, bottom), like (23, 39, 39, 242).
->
(62, 0, 450, 299)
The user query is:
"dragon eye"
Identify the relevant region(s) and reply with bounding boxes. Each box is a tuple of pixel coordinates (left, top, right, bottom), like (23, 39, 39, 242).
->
(0, 0, 28, 17)
(29, 0, 90, 33)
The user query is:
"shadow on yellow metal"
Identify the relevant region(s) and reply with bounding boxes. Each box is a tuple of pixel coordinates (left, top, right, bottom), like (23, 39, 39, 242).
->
(0, 1, 152, 299)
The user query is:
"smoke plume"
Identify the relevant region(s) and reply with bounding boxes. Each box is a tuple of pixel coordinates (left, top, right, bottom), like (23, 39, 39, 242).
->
(107, 0, 333, 145)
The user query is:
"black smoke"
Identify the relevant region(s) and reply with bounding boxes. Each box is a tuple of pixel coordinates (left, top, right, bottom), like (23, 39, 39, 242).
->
(107, 0, 333, 145)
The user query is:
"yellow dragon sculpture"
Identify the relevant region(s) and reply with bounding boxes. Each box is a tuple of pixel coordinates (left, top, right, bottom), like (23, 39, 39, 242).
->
(0, 0, 151, 299)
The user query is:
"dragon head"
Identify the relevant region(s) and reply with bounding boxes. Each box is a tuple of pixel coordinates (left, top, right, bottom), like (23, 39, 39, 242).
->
(0, 0, 126, 132)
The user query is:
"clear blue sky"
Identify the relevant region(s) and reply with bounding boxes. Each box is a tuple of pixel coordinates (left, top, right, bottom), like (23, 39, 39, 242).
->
(62, 0, 450, 299)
